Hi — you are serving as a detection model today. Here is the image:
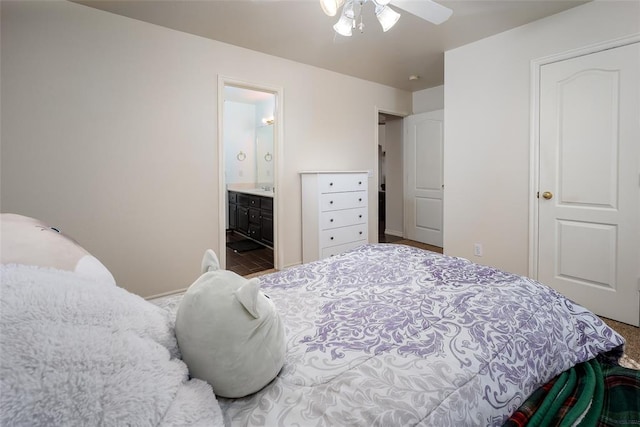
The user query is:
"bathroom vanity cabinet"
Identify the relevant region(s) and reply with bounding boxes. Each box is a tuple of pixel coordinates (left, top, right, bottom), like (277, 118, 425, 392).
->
(228, 191, 273, 247)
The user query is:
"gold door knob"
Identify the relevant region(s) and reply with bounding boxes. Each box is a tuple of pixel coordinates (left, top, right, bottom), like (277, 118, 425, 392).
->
(542, 191, 553, 200)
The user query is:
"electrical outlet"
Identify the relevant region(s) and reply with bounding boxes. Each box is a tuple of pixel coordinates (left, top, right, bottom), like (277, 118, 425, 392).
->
(473, 243, 483, 257)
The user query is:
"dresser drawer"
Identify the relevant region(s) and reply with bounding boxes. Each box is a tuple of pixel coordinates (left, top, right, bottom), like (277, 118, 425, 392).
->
(318, 174, 367, 194)
(320, 191, 367, 212)
(320, 224, 367, 248)
(321, 240, 366, 259)
(320, 207, 367, 230)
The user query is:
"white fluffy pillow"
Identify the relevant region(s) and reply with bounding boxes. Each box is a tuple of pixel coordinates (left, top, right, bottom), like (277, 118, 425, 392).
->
(175, 250, 286, 398)
(0, 213, 115, 286)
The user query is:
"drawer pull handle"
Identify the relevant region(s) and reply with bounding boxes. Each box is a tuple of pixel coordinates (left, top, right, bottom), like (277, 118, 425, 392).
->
(330, 201, 334, 204)
(329, 182, 334, 186)
(330, 219, 334, 222)
(358, 181, 362, 185)
(359, 231, 363, 235)
(330, 237, 334, 240)
(358, 198, 362, 202)
(359, 215, 362, 218)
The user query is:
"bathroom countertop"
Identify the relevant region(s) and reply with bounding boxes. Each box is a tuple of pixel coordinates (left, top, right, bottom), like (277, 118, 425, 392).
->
(227, 184, 274, 198)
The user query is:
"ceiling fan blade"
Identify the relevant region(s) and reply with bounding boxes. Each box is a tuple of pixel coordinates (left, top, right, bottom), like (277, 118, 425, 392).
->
(391, 0, 452, 25)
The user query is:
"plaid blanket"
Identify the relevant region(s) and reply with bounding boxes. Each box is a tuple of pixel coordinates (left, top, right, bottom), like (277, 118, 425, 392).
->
(504, 356, 640, 427)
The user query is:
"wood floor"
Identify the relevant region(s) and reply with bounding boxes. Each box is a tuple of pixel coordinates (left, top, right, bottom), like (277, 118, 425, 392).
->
(226, 231, 274, 277)
(379, 225, 443, 253)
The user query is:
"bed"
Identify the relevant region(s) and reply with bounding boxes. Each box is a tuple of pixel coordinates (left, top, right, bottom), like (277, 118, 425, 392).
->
(211, 244, 628, 426)
(0, 214, 634, 426)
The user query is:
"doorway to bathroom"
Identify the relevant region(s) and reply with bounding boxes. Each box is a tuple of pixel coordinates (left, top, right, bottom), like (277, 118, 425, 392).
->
(219, 78, 282, 276)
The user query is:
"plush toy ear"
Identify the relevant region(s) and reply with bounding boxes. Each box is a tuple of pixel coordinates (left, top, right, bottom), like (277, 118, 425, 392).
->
(234, 278, 261, 319)
(201, 249, 220, 273)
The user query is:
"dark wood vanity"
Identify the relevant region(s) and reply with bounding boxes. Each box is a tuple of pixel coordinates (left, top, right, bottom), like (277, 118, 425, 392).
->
(228, 191, 273, 248)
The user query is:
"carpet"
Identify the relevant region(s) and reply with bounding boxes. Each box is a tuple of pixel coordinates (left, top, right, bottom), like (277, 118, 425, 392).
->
(227, 239, 264, 253)
(601, 317, 640, 364)
(620, 355, 640, 370)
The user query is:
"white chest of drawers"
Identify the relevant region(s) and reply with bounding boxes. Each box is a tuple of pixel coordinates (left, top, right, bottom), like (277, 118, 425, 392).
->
(300, 171, 369, 263)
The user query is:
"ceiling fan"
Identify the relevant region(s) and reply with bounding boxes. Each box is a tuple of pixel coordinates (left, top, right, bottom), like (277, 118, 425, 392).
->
(320, 0, 453, 36)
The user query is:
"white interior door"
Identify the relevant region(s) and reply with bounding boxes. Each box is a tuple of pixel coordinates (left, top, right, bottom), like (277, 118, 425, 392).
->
(404, 110, 443, 247)
(538, 42, 640, 326)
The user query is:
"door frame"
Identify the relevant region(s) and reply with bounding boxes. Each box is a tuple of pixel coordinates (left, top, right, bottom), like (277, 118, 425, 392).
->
(528, 33, 640, 278)
(217, 75, 284, 270)
(375, 106, 409, 242)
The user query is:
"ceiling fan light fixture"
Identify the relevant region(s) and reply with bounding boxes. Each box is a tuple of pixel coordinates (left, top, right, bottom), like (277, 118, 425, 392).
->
(322, 0, 452, 36)
(343, 0, 355, 19)
(376, 5, 400, 32)
(333, 14, 354, 36)
(320, 0, 345, 17)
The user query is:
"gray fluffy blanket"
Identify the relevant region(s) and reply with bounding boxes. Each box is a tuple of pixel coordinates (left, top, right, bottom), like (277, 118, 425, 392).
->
(0, 264, 223, 426)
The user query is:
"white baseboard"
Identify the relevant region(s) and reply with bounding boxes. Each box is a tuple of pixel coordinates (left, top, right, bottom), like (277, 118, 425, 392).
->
(384, 229, 404, 237)
(283, 261, 301, 270)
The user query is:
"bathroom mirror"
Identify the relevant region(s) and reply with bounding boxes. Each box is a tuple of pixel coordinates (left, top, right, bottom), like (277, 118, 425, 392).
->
(223, 86, 275, 190)
(256, 125, 274, 187)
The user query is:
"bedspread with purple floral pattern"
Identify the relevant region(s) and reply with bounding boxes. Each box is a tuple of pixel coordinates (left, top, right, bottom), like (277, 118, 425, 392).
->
(218, 244, 624, 426)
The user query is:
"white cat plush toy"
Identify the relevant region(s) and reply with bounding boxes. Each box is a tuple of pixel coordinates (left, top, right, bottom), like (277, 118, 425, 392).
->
(175, 250, 286, 398)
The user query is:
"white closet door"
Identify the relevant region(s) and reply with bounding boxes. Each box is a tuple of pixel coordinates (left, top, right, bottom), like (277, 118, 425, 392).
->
(538, 42, 640, 326)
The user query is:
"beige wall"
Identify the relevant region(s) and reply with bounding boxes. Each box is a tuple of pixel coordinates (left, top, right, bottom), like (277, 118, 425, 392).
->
(444, 1, 639, 274)
(412, 85, 444, 114)
(0, 0, 411, 297)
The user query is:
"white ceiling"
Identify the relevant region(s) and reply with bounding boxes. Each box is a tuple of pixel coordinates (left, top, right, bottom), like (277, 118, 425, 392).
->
(75, 0, 589, 91)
